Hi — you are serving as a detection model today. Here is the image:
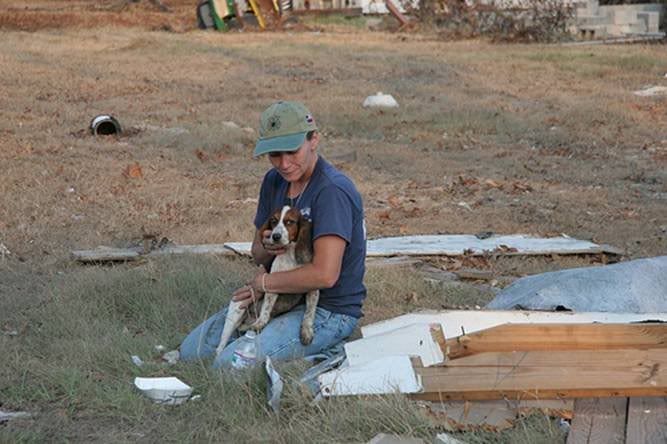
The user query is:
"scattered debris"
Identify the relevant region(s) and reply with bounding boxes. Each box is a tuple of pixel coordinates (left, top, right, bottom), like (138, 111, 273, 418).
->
(134, 376, 192, 405)
(222, 120, 240, 129)
(344, 323, 445, 367)
(422, 399, 574, 431)
(434, 433, 466, 444)
(0, 410, 31, 423)
(633, 86, 667, 97)
(265, 356, 283, 414)
(0, 242, 10, 259)
(131, 355, 144, 367)
(363, 92, 399, 108)
(90, 114, 121, 136)
(319, 355, 422, 396)
(162, 349, 180, 365)
(320, 311, 667, 401)
(154, 344, 166, 352)
(457, 201, 473, 212)
(123, 163, 143, 179)
(367, 433, 425, 444)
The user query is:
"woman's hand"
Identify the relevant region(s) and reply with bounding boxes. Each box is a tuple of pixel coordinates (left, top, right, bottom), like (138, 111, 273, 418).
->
(232, 265, 267, 308)
(261, 229, 287, 256)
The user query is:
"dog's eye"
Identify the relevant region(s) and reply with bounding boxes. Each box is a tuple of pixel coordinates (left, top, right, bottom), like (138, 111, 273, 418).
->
(285, 220, 295, 226)
(270, 218, 278, 225)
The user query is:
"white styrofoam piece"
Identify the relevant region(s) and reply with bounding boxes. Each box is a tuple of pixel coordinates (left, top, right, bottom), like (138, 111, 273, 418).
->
(318, 355, 422, 396)
(345, 323, 444, 367)
(224, 234, 616, 258)
(134, 377, 193, 405)
(362, 92, 399, 108)
(361, 310, 667, 339)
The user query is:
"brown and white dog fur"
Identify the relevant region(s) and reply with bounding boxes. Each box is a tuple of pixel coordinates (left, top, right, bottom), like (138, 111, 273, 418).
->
(215, 206, 319, 358)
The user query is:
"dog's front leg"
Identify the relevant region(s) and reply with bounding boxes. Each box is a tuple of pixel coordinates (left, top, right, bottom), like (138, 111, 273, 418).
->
(215, 300, 246, 357)
(300, 290, 319, 345)
(248, 292, 278, 332)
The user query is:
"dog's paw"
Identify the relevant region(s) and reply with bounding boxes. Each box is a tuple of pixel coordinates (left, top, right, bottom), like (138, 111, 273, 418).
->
(300, 325, 314, 345)
(249, 319, 268, 332)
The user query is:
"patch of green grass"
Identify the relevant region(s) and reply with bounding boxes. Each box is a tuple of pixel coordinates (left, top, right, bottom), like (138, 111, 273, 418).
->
(1, 257, 564, 443)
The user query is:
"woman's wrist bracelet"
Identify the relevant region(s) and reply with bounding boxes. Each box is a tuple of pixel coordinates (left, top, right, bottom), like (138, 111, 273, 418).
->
(261, 273, 269, 293)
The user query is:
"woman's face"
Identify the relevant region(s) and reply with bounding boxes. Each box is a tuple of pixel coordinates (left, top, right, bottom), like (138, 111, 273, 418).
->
(268, 133, 319, 183)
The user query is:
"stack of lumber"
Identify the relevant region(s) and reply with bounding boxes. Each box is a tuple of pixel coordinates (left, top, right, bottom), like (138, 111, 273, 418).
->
(317, 310, 667, 442)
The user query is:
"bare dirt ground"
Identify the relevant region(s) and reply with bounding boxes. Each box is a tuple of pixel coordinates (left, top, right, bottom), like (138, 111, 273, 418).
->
(1, 0, 666, 309)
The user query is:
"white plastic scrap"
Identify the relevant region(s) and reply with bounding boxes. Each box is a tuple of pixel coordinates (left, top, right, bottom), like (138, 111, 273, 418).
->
(265, 356, 284, 414)
(0, 410, 31, 423)
(162, 349, 180, 365)
(633, 86, 667, 97)
(363, 92, 399, 108)
(131, 355, 144, 367)
(434, 433, 467, 444)
(0, 243, 10, 259)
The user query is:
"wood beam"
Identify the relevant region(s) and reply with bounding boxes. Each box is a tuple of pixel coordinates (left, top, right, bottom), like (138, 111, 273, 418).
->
(445, 323, 667, 359)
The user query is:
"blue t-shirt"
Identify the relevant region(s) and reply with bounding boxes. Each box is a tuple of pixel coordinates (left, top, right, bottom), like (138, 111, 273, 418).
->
(253, 156, 367, 318)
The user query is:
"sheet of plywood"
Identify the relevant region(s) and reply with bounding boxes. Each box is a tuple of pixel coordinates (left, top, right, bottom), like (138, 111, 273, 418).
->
(626, 397, 667, 444)
(424, 399, 574, 431)
(224, 234, 621, 257)
(445, 323, 667, 359)
(411, 349, 667, 401)
(361, 310, 667, 340)
(566, 398, 627, 444)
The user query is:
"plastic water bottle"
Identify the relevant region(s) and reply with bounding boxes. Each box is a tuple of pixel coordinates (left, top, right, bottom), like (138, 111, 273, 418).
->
(231, 331, 258, 371)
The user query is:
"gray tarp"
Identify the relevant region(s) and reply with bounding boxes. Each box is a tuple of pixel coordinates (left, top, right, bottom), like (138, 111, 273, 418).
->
(487, 256, 667, 313)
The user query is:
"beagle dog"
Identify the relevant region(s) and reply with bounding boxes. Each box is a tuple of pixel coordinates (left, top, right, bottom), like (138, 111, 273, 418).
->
(215, 206, 319, 358)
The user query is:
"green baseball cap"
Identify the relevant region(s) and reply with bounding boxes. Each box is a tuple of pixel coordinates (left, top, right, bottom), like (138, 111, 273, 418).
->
(253, 101, 318, 157)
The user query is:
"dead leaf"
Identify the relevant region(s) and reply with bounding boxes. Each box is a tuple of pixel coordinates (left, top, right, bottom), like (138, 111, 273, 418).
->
(484, 179, 502, 189)
(512, 182, 533, 193)
(123, 163, 143, 179)
(194, 149, 208, 162)
(378, 210, 391, 221)
(388, 195, 402, 208)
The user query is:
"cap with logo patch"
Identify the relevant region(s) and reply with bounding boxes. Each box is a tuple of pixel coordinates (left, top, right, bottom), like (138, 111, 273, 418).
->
(253, 101, 317, 157)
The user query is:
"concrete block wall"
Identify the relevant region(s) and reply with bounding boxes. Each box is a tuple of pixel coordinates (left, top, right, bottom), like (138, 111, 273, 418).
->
(576, 1, 665, 38)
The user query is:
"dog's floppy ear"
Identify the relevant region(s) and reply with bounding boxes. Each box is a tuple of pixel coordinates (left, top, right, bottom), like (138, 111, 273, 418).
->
(294, 214, 313, 264)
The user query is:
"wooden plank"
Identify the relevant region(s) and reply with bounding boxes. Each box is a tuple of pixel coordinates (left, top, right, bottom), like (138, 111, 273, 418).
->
(566, 398, 627, 444)
(411, 349, 667, 401)
(626, 397, 667, 444)
(71, 244, 238, 262)
(445, 324, 667, 359)
(385, 0, 408, 27)
(425, 399, 574, 431)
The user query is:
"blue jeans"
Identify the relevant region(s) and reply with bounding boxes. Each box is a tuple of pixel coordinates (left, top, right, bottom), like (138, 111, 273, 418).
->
(180, 304, 358, 369)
